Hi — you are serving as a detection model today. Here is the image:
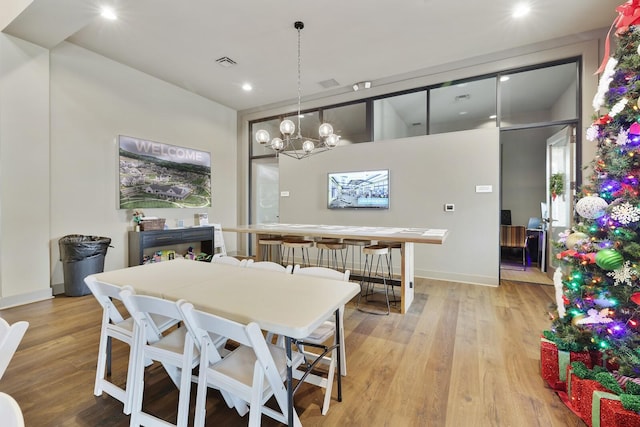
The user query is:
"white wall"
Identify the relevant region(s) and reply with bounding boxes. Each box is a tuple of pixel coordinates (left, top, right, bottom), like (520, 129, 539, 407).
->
(48, 42, 238, 290)
(374, 99, 410, 140)
(0, 33, 51, 307)
(279, 128, 500, 285)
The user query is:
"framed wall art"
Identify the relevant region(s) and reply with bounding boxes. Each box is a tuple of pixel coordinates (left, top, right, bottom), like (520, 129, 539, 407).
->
(118, 135, 211, 209)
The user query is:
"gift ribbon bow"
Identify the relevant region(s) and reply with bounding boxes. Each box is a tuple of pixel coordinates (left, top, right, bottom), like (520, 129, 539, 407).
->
(597, 0, 640, 74)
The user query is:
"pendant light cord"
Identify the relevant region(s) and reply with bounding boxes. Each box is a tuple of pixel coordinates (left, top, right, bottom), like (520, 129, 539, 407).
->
(296, 23, 302, 138)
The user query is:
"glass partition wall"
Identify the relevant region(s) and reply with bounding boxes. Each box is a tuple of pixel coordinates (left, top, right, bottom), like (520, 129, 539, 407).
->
(248, 59, 580, 261)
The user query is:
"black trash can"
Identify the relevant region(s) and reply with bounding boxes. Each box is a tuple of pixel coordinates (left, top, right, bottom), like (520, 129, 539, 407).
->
(59, 235, 112, 296)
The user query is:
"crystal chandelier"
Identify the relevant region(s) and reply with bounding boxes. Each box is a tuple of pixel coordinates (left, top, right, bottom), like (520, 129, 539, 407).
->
(254, 21, 340, 160)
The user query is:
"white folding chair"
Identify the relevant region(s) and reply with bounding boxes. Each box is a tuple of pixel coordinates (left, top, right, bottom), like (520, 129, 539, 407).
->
(85, 277, 179, 414)
(291, 265, 350, 415)
(177, 301, 304, 427)
(246, 260, 293, 274)
(0, 318, 28, 381)
(119, 290, 198, 427)
(211, 254, 249, 267)
(0, 392, 24, 427)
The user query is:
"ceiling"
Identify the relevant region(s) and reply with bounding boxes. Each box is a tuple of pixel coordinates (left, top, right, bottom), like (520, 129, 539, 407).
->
(2, 0, 619, 113)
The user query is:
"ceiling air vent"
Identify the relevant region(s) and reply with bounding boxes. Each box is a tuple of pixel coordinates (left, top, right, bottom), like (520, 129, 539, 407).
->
(215, 56, 237, 67)
(318, 78, 340, 89)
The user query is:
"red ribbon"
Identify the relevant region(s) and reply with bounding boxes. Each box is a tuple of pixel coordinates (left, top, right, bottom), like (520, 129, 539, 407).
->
(596, 0, 640, 74)
(616, 0, 640, 31)
(594, 114, 612, 125)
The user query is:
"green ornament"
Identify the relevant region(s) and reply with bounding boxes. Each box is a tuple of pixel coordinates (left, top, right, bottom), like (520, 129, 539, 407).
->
(595, 249, 624, 271)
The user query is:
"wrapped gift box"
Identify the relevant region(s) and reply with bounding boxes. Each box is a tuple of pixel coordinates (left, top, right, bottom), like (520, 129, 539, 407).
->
(592, 391, 640, 427)
(541, 337, 593, 391)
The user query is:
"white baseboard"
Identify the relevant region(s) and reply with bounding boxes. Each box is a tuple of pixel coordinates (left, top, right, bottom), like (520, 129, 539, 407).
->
(0, 288, 53, 309)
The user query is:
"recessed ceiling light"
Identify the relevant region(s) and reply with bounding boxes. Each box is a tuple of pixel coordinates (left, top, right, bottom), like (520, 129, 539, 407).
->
(500, 76, 510, 82)
(489, 114, 497, 119)
(242, 83, 252, 91)
(513, 4, 530, 18)
(100, 6, 117, 20)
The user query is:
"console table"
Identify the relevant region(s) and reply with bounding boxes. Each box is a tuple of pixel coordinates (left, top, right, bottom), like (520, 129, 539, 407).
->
(127, 227, 215, 266)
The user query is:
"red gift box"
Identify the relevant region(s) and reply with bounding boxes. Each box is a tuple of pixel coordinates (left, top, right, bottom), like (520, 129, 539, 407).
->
(566, 364, 610, 426)
(578, 379, 609, 426)
(541, 337, 593, 391)
(592, 390, 640, 427)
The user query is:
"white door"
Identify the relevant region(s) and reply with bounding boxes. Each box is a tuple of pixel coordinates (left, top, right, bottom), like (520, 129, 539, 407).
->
(252, 158, 279, 224)
(546, 125, 575, 275)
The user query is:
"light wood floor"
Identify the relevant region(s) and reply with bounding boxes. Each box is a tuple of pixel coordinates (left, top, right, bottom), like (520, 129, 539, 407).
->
(0, 278, 582, 426)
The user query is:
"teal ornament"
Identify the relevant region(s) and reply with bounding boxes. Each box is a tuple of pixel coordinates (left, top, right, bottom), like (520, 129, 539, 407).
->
(595, 249, 624, 271)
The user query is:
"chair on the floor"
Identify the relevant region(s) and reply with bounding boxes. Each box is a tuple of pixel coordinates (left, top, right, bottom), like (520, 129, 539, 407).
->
(291, 265, 350, 415)
(246, 260, 293, 273)
(119, 290, 199, 427)
(85, 278, 179, 415)
(177, 301, 304, 427)
(0, 318, 28, 381)
(0, 392, 24, 427)
(500, 225, 528, 270)
(211, 254, 249, 267)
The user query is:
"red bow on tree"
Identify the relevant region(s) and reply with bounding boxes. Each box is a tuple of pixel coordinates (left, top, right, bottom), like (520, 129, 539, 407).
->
(616, 0, 640, 33)
(594, 115, 613, 125)
(597, 0, 640, 74)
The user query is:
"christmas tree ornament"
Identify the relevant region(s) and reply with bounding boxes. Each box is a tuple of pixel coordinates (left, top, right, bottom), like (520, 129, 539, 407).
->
(575, 308, 614, 324)
(610, 201, 640, 224)
(565, 232, 589, 249)
(631, 292, 640, 305)
(571, 313, 586, 325)
(596, 248, 625, 270)
(607, 260, 638, 285)
(575, 196, 609, 219)
(553, 268, 566, 318)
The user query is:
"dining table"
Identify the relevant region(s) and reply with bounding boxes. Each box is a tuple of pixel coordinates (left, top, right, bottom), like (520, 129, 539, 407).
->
(223, 223, 448, 313)
(87, 258, 359, 427)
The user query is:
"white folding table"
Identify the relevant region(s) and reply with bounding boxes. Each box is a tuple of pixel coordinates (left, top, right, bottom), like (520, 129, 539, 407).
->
(87, 259, 360, 426)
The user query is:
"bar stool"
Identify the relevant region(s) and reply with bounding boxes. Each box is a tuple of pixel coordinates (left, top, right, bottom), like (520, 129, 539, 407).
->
(282, 238, 314, 267)
(383, 241, 403, 279)
(257, 236, 283, 263)
(343, 238, 373, 277)
(357, 244, 396, 315)
(315, 240, 347, 270)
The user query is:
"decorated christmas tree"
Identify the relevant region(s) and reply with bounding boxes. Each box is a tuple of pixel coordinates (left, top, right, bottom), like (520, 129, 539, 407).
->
(547, 0, 640, 379)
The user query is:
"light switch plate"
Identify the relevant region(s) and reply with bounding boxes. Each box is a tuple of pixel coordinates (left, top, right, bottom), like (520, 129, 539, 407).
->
(280, 191, 290, 197)
(475, 185, 492, 193)
(444, 203, 455, 212)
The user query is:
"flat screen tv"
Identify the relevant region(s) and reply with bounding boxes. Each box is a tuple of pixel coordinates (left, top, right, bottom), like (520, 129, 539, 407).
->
(328, 169, 389, 209)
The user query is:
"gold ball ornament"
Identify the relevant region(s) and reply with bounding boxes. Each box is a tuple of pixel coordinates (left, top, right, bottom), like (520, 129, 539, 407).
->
(565, 232, 589, 249)
(572, 314, 586, 326)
